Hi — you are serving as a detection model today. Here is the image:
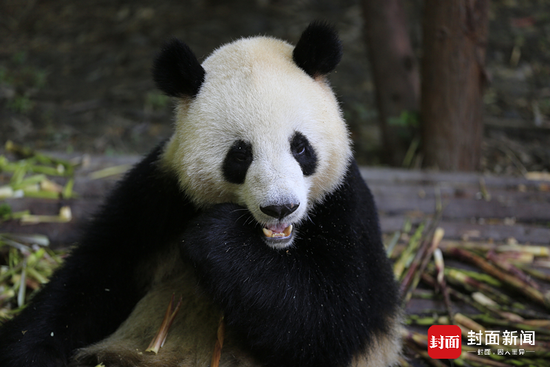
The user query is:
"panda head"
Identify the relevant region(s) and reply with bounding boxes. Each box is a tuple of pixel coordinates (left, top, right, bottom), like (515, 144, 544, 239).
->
(157, 22, 352, 249)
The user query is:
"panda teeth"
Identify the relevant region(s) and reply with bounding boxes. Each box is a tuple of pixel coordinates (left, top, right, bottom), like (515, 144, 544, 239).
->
(262, 225, 293, 238)
(283, 225, 293, 237)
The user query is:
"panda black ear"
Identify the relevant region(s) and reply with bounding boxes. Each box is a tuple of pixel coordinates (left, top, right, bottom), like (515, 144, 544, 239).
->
(153, 38, 205, 98)
(293, 21, 342, 78)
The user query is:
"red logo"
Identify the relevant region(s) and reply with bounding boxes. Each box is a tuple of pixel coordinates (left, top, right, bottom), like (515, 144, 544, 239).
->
(428, 325, 462, 359)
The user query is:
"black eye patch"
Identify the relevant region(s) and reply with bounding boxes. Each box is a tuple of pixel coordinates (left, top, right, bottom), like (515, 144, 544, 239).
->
(222, 140, 253, 184)
(290, 132, 317, 176)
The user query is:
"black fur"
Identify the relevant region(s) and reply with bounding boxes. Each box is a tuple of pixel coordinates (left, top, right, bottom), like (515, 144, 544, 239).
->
(293, 21, 343, 78)
(222, 139, 254, 184)
(153, 38, 205, 97)
(290, 131, 317, 176)
(0, 143, 197, 367)
(181, 161, 400, 367)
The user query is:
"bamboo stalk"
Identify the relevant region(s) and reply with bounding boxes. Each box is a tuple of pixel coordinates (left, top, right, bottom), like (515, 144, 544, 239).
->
(515, 263, 550, 283)
(433, 248, 454, 324)
(421, 273, 493, 315)
(210, 316, 225, 367)
(471, 292, 524, 323)
(447, 267, 502, 287)
(401, 227, 444, 304)
(145, 294, 182, 354)
(20, 206, 72, 224)
(443, 247, 550, 309)
(467, 314, 550, 337)
(393, 223, 425, 280)
(487, 251, 540, 290)
(384, 231, 401, 258)
(5, 141, 73, 168)
(443, 267, 523, 309)
(439, 241, 550, 257)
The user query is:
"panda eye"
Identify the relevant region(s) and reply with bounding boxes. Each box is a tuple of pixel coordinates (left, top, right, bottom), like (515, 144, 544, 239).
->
(293, 143, 306, 156)
(222, 140, 253, 185)
(234, 150, 249, 162)
(290, 132, 318, 176)
(230, 142, 252, 163)
(290, 133, 309, 156)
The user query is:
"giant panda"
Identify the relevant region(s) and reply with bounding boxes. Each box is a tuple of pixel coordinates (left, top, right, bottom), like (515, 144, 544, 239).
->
(0, 22, 402, 367)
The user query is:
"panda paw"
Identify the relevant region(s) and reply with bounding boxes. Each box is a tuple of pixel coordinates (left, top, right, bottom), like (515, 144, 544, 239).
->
(181, 203, 260, 259)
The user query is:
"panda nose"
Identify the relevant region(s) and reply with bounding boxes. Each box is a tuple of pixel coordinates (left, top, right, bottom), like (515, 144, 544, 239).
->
(260, 203, 299, 220)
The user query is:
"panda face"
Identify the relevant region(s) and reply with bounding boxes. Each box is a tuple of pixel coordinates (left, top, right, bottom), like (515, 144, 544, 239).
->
(161, 36, 351, 249)
(220, 131, 315, 248)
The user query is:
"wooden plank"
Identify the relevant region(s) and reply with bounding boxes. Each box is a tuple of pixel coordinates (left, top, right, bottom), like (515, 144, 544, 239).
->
(360, 166, 550, 188)
(373, 192, 550, 221)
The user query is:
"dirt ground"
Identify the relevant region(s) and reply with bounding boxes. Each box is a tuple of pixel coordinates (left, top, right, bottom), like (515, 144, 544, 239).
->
(1, 0, 549, 173)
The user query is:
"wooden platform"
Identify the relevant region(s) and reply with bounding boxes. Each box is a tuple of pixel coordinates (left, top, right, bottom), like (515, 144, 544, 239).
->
(362, 167, 550, 245)
(1, 155, 549, 247)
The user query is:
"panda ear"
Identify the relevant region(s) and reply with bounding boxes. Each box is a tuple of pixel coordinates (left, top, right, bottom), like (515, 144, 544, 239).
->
(293, 21, 343, 78)
(153, 39, 205, 98)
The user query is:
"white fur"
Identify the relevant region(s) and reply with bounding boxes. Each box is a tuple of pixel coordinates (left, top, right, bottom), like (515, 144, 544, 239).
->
(162, 36, 351, 247)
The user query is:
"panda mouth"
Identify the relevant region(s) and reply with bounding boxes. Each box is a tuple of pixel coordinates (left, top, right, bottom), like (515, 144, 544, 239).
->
(262, 224, 293, 238)
(262, 224, 293, 246)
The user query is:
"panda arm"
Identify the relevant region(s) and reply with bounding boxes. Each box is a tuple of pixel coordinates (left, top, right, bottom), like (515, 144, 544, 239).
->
(181, 161, 400, 367)
(0, 143, 196, 367)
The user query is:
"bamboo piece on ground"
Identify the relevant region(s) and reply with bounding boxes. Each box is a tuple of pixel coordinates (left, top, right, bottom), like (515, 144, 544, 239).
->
(399, 223, 430, 289)
(471, 292, 524, 323)
(401, 227, 444, 304)
(5, 140, 73, 168)
(443, 267, 522, 309)
(515, 263, 550, 283)
(433, 248, 454, 324)
(210, 316, 225, 367)
(421, 273, 493, 315)
(407, 314, 441, 326)
(489, 251, 534, 264)
(443, 247, 550, 309)
(487, 251, 540, 290)
(436, 266, 548, 319)
(439, 241, 550, 257)
(385, 231, 401, 258)
(393, 223, 425, 280)
(145, 294, 182, 354)
(20, 206, 72, 225)
(467, 314, 550, 338)
(453, 313, 485, 334)
(448, 267, 502, 287)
